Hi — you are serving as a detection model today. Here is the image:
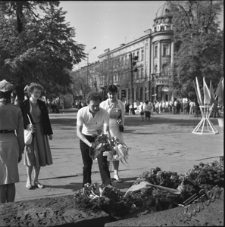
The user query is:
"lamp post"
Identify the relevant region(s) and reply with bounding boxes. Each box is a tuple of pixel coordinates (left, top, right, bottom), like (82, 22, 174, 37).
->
(86, 46, 96, 86)
(148, 73, 151, 101)
(151, 73, 156, 101)
(129, 53, 135, 115)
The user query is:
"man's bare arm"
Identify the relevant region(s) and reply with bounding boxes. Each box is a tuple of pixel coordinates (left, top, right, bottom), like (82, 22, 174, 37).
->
(77, 124, 93, 147)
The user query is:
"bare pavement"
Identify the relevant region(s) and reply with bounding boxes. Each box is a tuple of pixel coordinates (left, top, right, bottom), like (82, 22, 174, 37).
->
(15, 110, 224, 202)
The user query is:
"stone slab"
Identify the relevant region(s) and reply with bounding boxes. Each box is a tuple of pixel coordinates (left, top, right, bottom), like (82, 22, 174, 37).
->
(0, 195, 110, 227)
(105, 190, 224, 226)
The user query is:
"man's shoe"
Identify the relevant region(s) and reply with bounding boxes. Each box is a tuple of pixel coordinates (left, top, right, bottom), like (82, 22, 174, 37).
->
(26, 182, 32, 189)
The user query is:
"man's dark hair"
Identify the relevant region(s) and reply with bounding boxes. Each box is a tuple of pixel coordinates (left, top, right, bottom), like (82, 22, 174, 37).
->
(106, 84, 118, 93)
(86, 92, 102, 104)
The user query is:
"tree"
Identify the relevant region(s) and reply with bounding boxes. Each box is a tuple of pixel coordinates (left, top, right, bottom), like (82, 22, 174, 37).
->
(70, 70, 91, 100)
(167, 0, 223, 98)
(0, 1, 85, 106)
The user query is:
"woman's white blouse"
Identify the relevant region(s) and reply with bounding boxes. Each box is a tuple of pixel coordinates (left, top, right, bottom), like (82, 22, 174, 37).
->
(100, 99, 125, 126)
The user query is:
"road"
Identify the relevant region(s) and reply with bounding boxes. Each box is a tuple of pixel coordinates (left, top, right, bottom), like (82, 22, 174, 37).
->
(15, 111, 223, 201)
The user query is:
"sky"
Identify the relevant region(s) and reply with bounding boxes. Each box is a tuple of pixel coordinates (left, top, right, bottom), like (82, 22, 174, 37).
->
(59, 1, 224, 69)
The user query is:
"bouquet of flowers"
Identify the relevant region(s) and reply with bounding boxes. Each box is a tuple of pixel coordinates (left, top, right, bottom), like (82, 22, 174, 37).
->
(74, 158, 224, 219)
(90, 133, 129, 163)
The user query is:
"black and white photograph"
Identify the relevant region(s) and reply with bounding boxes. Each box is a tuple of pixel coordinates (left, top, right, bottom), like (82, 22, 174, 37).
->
(0, 1, 224, 226)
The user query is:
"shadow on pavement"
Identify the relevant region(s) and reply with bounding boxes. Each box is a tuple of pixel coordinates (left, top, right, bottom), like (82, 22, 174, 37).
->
(44, 177, 136, 193)
(111, 177, 136, 193)
(44, 182, 83, 191)
(119, 177, 137, 182)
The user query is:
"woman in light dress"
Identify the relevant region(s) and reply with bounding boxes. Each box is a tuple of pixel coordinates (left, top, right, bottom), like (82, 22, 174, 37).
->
(0, 80, 24, 203)
(21, 83, 53, 189)
(100, 85, 125, 183)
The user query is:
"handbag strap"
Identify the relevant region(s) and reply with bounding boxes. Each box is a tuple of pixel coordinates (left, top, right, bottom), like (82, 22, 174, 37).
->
(27, 114, 32, 124)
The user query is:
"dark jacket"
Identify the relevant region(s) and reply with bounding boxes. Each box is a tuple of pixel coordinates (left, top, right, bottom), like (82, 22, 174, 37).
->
(21, 99, 53, 135)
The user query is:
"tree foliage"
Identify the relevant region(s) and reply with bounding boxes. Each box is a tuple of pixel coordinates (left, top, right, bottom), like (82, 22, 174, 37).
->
(167, 0, 223, 98)
(0, 1, 86, 104)
(70, 70, 91, 100)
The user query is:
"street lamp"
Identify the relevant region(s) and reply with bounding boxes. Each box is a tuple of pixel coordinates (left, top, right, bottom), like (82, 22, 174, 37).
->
(86, 46, 96, 85)
(151, 73, 156, 101)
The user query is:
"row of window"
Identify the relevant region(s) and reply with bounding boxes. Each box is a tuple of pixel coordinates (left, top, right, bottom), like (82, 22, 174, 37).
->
(109, 67, 146, 83)
(102, 42, 169, 65)
(102, 48, 146, 68)
(110, 40, 149, 57)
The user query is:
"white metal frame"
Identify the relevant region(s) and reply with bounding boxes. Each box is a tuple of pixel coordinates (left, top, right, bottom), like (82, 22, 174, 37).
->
(192, 104, 219, 134)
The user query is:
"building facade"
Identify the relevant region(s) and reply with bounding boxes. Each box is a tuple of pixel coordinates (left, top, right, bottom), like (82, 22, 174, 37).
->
(98, 34, 151, 101)
(150, 3, 174, 102)
(73, 2, 175, 102)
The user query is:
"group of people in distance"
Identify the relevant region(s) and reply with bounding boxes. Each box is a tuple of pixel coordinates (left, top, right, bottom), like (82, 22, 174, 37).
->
(0, 80, 125, 204)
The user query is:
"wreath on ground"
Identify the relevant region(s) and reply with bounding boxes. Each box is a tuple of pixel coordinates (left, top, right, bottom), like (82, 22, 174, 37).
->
(74, 159, 224, 219)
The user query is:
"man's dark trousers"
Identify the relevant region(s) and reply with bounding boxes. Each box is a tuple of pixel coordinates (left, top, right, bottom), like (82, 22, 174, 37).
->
(80, 135, 111, 187)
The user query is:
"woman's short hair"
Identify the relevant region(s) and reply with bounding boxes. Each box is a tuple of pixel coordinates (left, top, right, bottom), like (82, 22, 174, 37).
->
(86, 92, 102, 104)
(27, 83, 44, 96)
(106, 84, 118, 93)
(0, 91, 12, 101)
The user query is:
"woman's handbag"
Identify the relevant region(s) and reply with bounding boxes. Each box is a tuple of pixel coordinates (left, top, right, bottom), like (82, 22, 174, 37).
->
(24, 114, 33, 145)
(117, 118, 124, 132)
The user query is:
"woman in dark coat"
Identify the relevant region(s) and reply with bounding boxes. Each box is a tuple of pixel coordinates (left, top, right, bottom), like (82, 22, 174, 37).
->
(21, 83, 53, 189)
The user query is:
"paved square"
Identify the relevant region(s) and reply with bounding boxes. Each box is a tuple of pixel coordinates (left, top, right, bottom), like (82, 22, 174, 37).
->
(15, 111, 223, 201)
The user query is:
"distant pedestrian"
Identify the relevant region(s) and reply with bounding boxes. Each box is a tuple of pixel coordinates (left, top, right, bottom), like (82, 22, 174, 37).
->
(176, 100, 181, 114)
(194, 99, 200, 117)
(165, 101, 169, 112)
(158, 101, 162, 114)
(173, 99, 177, 114)
(155, 100, 159, 113)
(169, 100, 173, 112)
(125, 102, 130, 115)
(77, 100, 82, 109)
(162, 101, 165, 112)
(212, 99, 220, 118)
(140, 102, 144, 121)
(144, 100, 151, 121)
(183, 100, 189, 114)
(51, 100, 57, 113)
(189, 100, 195, 115)
(0, 80, 24, 203)
(46, 99, 51, 113)
(21, 83, 53, 190)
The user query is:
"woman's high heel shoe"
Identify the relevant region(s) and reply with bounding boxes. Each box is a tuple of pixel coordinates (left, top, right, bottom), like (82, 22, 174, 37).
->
(113, 175, 123, 183)
(33, 181, 44, 188)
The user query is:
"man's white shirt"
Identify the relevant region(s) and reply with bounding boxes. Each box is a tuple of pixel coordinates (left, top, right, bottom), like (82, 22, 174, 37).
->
(77, 106, 109, 136)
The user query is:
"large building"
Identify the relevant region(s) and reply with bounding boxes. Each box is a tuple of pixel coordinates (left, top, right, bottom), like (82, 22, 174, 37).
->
(73, 2, 175, 102)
